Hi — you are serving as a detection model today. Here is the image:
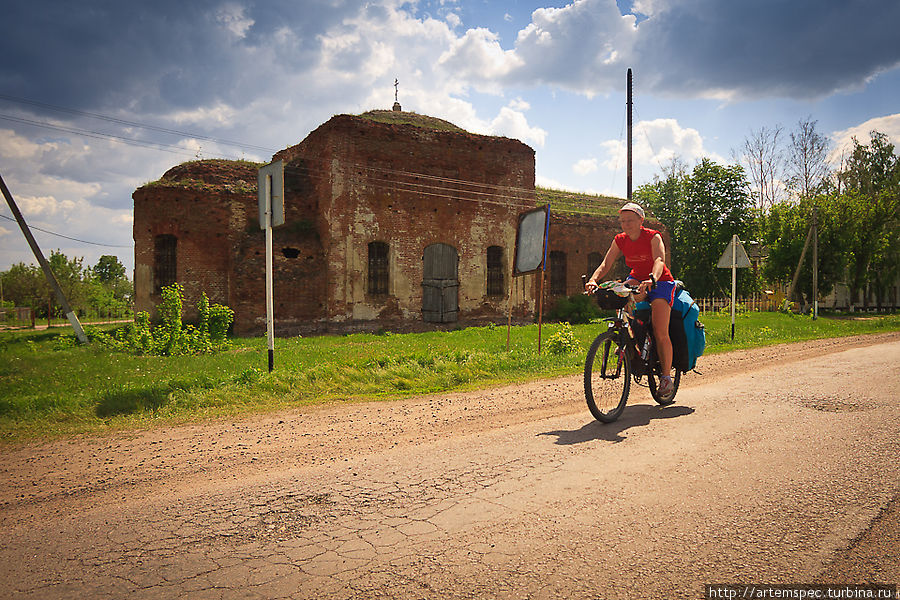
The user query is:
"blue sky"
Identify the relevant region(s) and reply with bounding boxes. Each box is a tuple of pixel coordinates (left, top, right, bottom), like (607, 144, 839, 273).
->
(1, 0, 899, 273)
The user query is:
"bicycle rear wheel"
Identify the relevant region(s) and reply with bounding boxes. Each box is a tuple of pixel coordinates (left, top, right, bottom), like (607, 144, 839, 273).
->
(584, 331, 631, 423)
(648, 368, 681, 406)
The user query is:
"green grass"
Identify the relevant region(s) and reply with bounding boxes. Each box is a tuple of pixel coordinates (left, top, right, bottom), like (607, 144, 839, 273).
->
(1, 312, 898, 442)
(536, 187, 623, 217)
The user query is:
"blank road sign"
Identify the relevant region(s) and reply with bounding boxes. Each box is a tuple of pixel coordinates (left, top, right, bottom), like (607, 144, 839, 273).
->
(514, 206, 549, 275)
(717, 237, 751, 268)
(258, 160, 285, 229)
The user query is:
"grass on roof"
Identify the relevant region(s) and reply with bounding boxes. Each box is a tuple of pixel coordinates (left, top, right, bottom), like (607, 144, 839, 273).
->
(358, 110, 468, 133)
(536, 187, 623, 217)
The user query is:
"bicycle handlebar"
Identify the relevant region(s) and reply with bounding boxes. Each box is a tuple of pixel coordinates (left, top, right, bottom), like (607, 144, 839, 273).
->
(582, 275, 640, 296)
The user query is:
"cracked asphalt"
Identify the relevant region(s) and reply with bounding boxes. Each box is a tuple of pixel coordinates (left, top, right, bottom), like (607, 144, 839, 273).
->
(1, 332, 898, 599)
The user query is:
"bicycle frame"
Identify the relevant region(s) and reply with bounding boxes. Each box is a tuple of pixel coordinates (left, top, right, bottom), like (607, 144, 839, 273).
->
(583, 279, 679, 422)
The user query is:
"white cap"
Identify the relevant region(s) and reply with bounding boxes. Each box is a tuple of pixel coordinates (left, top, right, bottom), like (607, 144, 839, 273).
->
(619, 202, 645, 219)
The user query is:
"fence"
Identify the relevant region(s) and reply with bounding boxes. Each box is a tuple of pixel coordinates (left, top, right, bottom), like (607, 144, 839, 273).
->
(1, 306, 134, 329)
(694, 295, 778, 314)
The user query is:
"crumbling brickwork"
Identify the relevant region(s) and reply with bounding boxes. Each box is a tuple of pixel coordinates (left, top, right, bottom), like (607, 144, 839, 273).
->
(134, 112, 640, 335)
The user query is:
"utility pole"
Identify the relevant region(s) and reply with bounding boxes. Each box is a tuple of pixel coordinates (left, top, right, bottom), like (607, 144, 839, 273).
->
(0, 172, 87, 343)
(812, 207, 818, 320)
(626, 68, 633, 201)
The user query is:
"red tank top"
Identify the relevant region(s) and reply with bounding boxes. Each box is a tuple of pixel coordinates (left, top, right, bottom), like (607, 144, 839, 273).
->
(614, 227, 674, 282)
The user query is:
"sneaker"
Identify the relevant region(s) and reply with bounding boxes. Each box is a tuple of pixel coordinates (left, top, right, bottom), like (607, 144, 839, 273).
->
(657, 375, 674, 399)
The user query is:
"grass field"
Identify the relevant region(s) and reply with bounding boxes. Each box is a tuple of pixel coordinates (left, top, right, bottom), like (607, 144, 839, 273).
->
(2, 311, 898, 442)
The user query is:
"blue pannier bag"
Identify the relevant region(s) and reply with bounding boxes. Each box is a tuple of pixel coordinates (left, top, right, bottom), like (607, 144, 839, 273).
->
(672, 287, 705, 371)
(635, 284, 705, 371)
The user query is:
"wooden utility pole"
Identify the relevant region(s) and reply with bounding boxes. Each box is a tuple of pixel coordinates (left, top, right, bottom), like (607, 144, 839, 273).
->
(812, 207, 818, 319)
(787, 224, 814, 308)
(0, 172, 87, 343)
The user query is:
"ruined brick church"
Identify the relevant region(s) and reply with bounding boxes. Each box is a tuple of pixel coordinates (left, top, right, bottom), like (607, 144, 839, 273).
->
(133, 108, 631, 335)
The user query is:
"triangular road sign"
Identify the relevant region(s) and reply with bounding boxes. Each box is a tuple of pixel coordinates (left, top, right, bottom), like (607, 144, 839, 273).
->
(717, 236, 752, 268)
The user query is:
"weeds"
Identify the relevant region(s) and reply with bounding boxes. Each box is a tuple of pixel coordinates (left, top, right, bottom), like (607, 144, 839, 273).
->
(1, 313, 898, 440)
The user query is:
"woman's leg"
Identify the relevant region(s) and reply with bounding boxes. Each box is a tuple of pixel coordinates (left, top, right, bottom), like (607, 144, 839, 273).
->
(650, 298, 673, 377)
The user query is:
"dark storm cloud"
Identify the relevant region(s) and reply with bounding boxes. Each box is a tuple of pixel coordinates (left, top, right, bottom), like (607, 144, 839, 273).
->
(0, 0, 359, 115)
(636, 0, 900, 99)
(479, 0, 900, 100)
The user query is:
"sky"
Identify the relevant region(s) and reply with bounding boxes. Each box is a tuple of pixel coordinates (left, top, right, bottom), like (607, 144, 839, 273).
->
(1, 0, 899, 275)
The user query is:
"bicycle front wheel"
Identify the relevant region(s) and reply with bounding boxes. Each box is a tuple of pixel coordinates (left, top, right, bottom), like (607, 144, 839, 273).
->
(584, 331, 631, 423)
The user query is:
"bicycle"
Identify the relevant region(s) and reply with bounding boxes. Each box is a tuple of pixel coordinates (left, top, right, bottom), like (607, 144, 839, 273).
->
(582, 279, 682, 423)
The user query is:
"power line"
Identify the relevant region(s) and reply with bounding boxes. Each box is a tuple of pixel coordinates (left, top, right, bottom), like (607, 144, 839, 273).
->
(0, 113, 213, 158)
(0, 213, 130, 248)
(1, 96, 619, 224)
(0, 93, 278, 154)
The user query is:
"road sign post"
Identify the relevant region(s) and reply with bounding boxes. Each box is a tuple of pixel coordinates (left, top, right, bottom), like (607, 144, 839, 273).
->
(258, 160, 284, 372)
(717, 235, 751, 341)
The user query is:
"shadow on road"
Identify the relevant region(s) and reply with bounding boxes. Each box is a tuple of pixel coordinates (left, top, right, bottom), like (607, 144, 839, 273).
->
(539, 403, 695, 445)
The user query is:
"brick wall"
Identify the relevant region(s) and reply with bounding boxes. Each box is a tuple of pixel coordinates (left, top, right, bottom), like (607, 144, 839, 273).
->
(275, 115, 540, 332)
(133, 117, 658, 336)
(545, 212, 672, 302)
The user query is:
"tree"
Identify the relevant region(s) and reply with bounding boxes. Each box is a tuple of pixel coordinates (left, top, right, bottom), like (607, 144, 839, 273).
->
(785, 117, 830, 200)
(1, 262, 48, 310)
(93, 255, 126, 284)
(91, 255, 132, 309)
(636, 158, 757, 297)
(47, 250, 86, 318)
(761, 197, 845, 306)
(1, 252, 132, 319)
(739, 125, 784, 211)
(835, 131, 900, 307)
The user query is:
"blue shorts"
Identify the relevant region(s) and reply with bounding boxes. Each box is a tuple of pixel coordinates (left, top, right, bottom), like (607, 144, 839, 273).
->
(628, 279, 677, 306)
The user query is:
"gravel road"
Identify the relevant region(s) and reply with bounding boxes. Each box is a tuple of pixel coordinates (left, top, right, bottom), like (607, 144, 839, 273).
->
(1, 332, 898, 599)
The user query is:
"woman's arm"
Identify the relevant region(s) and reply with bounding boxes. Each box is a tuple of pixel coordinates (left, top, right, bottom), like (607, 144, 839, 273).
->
(585, 239, 621, 291)
(650, 233, 667, 281)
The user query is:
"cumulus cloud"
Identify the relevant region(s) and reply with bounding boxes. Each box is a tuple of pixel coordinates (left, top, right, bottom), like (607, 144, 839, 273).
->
(216, 3, 254, 38)
(535, 174, 567, 190)
(438, 27, 522, 87)
(830, 113, 900, 163)
(487, 103, 547, 147)
(600, 118, 717, 168)
(573, 158, 599, 175)
(0, 129, 57, 160)
(435, 0, 900, 101)
(4, 0, 900, 269)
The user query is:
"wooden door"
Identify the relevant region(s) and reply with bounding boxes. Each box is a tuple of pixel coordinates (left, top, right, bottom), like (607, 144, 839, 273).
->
(422, 243, 459, 323)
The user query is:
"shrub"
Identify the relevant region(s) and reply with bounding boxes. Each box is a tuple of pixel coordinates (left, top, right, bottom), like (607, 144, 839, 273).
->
(91, 283, 234, 356)
(547, 294, 601, 324)
(545, 322, 581, 355)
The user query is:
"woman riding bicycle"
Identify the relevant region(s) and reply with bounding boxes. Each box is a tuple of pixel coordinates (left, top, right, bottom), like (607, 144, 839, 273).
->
(584, 202, 677, 398)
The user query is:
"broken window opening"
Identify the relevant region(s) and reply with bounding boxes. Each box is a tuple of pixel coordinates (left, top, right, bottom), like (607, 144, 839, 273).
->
(154, 234, 177, 294)
(368, 241, 389, 295)
(486, 246, 504, 297)
(550, 250, 567, 296)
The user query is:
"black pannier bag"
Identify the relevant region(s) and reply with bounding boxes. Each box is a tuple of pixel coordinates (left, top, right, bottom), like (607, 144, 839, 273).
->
(635, 287, 705, 371)
(594, 289, 630, 310)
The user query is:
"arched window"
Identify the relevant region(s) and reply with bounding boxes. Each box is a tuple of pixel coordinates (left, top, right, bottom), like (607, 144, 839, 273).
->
(154, 234, 177, 293)
(368, 241, 389, 295)
(550, 250, 567, 296)
(486, 246, 504, 297)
